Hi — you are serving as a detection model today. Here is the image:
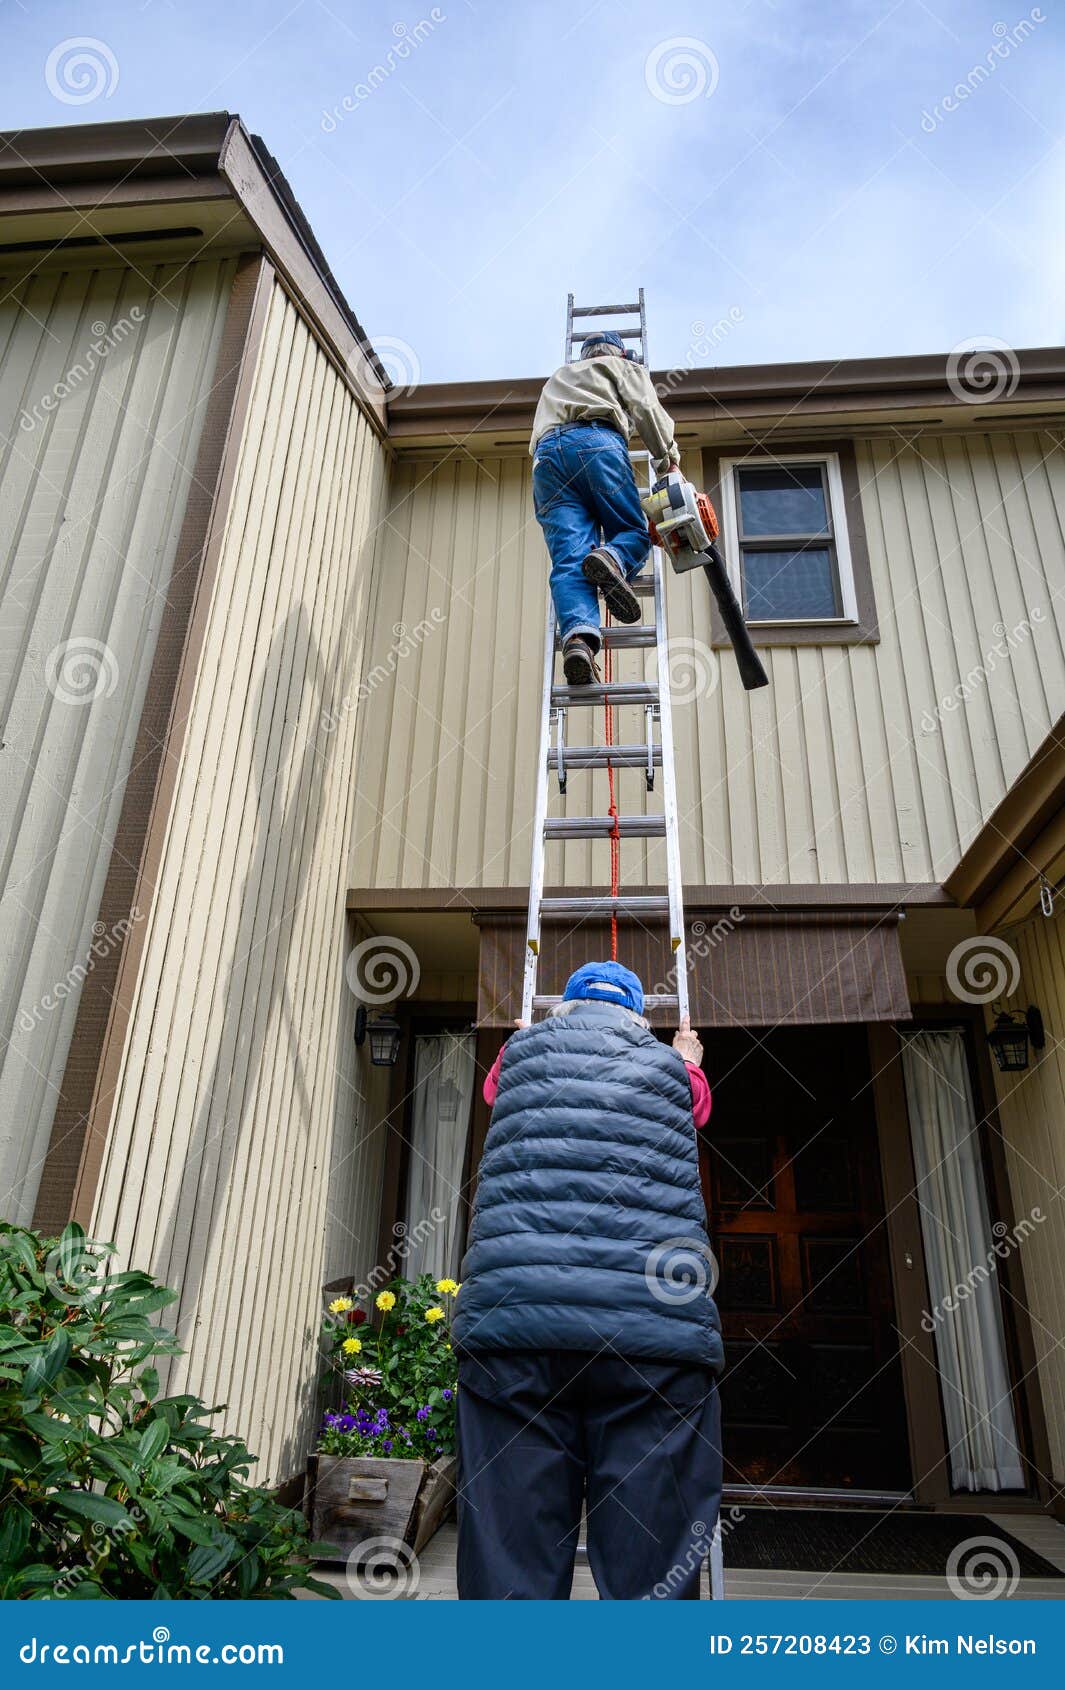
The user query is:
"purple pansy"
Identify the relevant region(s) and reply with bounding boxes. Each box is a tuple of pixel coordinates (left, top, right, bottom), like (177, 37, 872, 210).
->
(415, 1406, 430, 1422)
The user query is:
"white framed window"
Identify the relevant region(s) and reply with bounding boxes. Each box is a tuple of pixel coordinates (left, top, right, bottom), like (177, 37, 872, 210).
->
(718, 452, 858, 625)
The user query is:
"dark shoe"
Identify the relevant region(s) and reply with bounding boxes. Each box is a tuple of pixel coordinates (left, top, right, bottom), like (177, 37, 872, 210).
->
(582, 548, 642, 623)
(562, 634, 600, 686)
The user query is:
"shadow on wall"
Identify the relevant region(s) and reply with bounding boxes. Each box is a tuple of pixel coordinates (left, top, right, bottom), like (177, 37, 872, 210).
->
(147, 599, 361, 1484)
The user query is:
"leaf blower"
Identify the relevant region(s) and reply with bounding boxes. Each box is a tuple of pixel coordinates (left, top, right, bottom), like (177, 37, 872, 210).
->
(642, 470, 769, 691)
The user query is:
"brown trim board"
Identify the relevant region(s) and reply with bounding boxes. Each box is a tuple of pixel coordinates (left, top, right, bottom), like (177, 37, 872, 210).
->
(32, 252, 273, 1234)
(945, 712, 1065, 928)
(348, 882, 952, 914)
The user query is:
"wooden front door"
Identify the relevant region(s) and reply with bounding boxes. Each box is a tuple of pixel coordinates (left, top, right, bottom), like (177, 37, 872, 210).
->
(699, 1025, 911, 1492)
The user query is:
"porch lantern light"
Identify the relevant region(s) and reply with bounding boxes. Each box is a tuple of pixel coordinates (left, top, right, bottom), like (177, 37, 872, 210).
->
(987, 1005, 1045, 1073)
(354, 1005, 403, 1067)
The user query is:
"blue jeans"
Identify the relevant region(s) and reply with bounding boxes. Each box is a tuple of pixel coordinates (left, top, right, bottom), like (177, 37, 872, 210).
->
(532, 423, 650, 648)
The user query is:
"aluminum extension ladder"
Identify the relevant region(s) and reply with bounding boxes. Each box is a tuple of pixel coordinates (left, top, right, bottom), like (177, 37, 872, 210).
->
(524, 292, 724, 1599)
(522, 290, 687, 1027)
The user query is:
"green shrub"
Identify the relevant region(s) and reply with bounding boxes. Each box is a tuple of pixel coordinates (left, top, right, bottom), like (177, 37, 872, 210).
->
(0, 1222, 336, 1599)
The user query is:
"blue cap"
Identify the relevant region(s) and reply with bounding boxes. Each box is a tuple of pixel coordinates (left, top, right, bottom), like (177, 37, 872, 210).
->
(581, 329, 626, 357)
(562, 960, 644, 1015)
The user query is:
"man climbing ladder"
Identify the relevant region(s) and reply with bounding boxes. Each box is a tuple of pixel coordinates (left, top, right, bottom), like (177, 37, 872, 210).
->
(531, 297, 681, 685)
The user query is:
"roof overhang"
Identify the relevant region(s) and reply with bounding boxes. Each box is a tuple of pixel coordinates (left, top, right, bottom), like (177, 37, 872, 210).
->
(387, 348, 1065, 456)
(0, 112, 388, 432)
(945, 714, 1065, 930)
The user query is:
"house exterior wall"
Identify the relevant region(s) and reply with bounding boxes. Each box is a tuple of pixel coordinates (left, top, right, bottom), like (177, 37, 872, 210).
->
(0, 256, 236, 1223)
(349, 432, 1065, 892)
(987, 906, 1065, 1485)
(89, 282, 390, 1483)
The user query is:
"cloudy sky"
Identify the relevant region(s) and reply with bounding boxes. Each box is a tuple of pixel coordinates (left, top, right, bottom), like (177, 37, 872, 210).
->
(4, 0, 1063, 383)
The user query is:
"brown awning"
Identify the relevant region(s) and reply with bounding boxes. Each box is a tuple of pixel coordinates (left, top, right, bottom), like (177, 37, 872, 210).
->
(476, 909, 910, 1029)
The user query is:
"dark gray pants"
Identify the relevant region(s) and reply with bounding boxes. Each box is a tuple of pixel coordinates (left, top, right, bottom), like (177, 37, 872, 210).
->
(456, 1349, 721, 1600)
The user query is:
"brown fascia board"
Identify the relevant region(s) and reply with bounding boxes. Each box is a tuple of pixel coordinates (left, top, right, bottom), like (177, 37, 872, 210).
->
(386, 347, 1065, 444)
(0, 112, 388, 427)
(0, 112, 235, 185)
(945, 712, 1065, 911)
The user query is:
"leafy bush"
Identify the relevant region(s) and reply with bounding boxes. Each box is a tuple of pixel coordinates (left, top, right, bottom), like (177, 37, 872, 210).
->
(0, 1222, 336, 1599)
(318, 1274, 458, 1459)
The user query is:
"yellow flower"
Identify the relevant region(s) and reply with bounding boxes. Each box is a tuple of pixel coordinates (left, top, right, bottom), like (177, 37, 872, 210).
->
(376, 1291, 397, 1312)
(342, 1337, 362, 1355)
(436, 1278, 459, 1296)
(424, 1306, 445, 1324)
(328, 1296, 353, 1315)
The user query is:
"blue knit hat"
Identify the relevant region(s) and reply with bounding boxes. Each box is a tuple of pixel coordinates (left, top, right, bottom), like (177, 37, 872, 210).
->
(562, 960, 644, 1015)
(580, 329, 626, 358)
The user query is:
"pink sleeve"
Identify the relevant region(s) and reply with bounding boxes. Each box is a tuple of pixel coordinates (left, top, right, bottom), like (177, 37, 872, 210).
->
(686, 1062, 712, 1129)
(483, 1046, 505, 1107)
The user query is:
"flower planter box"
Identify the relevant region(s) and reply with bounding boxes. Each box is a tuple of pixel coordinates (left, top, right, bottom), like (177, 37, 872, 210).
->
(307, 1453, 457, 1562)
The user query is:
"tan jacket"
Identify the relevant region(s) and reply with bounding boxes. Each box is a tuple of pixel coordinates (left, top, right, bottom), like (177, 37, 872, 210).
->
(530, 356, 679, 472)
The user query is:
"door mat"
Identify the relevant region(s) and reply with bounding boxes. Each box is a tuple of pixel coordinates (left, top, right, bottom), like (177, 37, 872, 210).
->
(723, 1508, 1063, 1579)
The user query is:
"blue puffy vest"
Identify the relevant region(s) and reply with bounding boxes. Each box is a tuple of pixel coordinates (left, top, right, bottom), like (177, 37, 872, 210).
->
(453, 1002, 723, 1371)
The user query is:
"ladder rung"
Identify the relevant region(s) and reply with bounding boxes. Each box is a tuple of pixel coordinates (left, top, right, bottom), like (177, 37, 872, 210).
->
(550, 682, 659, 707)
(629, 576, 656, 594)
(568, 326, 643, 341)
(544, 815, 666, 839)
(571, 302, 643, 317)
(539, 895, 671, 917)
(555, 624, 657, 650)
(533, 992, 679, 1010)
(548, 745, 662, 770)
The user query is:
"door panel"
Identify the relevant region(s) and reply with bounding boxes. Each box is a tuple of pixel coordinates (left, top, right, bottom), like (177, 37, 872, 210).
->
(699, 1026, 910, 1491)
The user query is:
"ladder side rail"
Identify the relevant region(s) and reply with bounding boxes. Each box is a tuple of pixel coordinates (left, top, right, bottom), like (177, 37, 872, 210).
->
(652, 546, 690, 1021)
(521, 591, 559, 1022)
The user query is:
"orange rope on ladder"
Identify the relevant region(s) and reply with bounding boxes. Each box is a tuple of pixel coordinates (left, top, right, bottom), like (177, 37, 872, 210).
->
(603, 609, 620, 962)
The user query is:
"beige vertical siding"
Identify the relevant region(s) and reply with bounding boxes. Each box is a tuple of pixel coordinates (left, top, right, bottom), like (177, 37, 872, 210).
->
(988, 908, 1065, 1483)
(91, 285, 389, 1483)
(0, 257, 235, 1222)
(350, 433, 1065, 891)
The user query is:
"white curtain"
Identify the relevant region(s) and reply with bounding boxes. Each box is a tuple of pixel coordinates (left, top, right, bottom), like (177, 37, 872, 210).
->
(900, 1029, 1024, 1490)
(403, 1032, 476, 1282)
